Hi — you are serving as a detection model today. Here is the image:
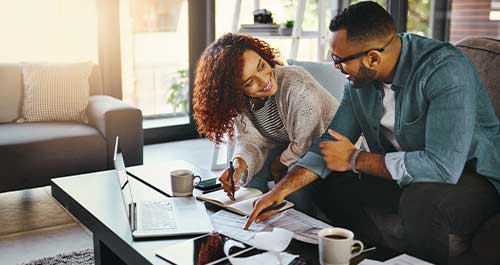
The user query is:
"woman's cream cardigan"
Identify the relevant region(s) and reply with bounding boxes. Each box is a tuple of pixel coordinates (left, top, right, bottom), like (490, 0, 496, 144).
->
(233, 65, 340, 185)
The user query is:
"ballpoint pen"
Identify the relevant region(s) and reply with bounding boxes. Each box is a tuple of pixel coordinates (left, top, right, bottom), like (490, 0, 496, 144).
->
(229, 161, 235, 198)
(258, 201, 287, 216)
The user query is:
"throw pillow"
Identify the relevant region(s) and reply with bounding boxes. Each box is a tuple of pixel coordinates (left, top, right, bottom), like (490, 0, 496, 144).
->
(18, 62, 92, 123)
(287, 59, 346, 101)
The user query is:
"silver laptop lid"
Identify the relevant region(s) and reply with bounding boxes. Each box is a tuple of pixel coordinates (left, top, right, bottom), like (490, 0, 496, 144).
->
(113, 137, 135, 217)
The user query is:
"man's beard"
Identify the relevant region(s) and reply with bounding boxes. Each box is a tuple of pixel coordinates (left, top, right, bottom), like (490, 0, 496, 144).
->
(349, 62, 376, 88)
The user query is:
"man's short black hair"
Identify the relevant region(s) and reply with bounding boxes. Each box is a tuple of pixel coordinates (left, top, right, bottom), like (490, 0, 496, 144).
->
(329, 1, 396, 43)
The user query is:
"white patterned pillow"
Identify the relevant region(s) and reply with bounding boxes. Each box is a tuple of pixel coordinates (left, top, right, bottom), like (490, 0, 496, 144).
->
(18, 62, 93, 123)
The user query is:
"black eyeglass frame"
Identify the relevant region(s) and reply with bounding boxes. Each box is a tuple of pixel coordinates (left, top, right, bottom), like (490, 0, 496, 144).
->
(330, 34, 396, 65)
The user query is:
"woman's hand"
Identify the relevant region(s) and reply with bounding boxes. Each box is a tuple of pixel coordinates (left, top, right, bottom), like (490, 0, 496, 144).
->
(218, 157, 247, 200)
(270, 155, 288, 183)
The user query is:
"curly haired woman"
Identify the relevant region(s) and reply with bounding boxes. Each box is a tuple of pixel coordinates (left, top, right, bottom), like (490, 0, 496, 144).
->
(193, 33, 339, 210)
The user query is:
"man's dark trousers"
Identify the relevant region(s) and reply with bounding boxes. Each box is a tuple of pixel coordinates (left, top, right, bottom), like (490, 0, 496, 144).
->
(312, 168, 500, 264)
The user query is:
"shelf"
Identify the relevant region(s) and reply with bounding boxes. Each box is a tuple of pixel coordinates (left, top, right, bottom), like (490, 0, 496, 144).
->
(233, 0, 326, 60)
(237, 31, 320, 39)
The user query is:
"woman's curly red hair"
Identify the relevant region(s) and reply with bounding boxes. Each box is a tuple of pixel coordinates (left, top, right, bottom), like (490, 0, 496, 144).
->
(193, 33, 281, 143)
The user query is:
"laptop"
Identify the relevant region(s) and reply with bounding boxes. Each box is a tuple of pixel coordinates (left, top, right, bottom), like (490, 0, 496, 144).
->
(113, 137, 214, 239)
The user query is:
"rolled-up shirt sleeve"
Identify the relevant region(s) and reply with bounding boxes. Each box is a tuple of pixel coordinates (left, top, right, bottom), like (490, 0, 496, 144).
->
(385, 151, 413, 186)
(294, 151, 332, 179)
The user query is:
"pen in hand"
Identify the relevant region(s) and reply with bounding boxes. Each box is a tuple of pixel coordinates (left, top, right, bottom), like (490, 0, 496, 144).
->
(229, 161, 235, 198)
(258, 201, 287, 216)
(244, 201, 288, 230)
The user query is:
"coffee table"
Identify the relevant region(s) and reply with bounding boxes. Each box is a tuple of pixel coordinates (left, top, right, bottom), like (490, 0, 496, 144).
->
(51, 160, 394, 264)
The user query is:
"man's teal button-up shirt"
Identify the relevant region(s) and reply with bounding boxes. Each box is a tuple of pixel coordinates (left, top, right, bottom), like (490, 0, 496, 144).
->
(296, 33, 500, 194)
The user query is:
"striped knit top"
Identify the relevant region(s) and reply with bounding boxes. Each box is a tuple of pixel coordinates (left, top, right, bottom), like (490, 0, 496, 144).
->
(247, 96, 289, 145)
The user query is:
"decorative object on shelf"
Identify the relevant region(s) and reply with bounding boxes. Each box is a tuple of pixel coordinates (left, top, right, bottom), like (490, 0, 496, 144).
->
(166, 69, 189, 113)
(279, 19, 294, 36)
(253, 9, 273, 24)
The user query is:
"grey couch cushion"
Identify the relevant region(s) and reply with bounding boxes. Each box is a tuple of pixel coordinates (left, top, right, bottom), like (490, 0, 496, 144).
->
(456, 37, 500, 118)
(0, 64, 103, 123)
(287, 59, 346, 101)
(0, 122, 107, 191)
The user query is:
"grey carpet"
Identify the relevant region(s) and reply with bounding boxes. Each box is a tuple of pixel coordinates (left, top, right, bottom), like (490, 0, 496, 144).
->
(19, 248, 94, 265)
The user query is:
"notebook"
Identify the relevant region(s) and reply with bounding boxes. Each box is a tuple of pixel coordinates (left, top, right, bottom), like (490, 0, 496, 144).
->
(114, 137, 214, 239)
(196, 187, 294, 216)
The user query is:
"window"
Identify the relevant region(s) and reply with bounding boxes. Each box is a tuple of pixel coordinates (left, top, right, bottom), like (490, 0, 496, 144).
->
(0, 0, 98, 62)
(350, 0, 386, 8)
(120, 0, 190, 126)
(407, 0, 431, 37)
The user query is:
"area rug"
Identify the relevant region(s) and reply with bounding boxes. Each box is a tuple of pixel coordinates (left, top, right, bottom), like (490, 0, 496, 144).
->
(19, 248, 94, 265)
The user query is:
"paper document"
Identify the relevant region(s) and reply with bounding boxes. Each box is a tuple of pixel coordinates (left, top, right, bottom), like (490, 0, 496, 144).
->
(359, 259, 385, 265)
(221, 239, 298, 265)
(210, 208, 332, 245)
(266, 209, 333, 244)
(359, 254, 434, 265)
(385, 254, 434, 265)
(247, 228, 294, 252)
(211, 210, 271, 242)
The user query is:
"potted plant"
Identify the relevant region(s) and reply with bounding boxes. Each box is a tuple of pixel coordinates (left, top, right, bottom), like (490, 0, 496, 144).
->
(279, 20, 294, 36)
(166, 69, 189, 113)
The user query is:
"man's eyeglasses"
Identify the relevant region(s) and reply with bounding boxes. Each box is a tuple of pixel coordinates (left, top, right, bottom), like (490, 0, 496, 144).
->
(330, 34, 396, 65)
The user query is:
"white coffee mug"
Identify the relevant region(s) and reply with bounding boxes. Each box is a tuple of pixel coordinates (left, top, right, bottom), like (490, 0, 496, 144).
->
(318, 227, 364, 265)
(170, 169, 201, 197)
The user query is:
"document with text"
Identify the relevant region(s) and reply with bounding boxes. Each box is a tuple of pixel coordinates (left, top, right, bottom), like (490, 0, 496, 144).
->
(210, 208, 333, 244)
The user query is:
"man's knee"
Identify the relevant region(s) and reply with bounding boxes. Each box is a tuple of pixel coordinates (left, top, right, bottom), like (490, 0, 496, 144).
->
(311, 172, 359, 206)
(399, 183, 450, 231)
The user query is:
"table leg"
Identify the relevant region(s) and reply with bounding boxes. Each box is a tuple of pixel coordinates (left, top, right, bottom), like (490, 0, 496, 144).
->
(93, 236, 127, 265)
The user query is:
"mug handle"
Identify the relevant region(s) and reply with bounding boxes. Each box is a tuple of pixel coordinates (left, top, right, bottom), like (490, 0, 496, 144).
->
(193, 175, 202, 186)
(351, 240, 364, 258)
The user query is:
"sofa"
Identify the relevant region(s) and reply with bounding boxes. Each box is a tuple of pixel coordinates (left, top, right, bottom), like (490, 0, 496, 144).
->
(289, 36, 500, 264)
(0, 63, 144, 193)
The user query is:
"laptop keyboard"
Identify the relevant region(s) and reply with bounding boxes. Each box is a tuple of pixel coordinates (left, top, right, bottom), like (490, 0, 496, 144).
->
(141, 201, 177, 231)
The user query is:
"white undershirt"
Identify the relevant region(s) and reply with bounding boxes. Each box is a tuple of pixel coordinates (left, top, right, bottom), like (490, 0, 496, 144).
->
(380, 83, 402, 151)
(379, 83, 413, 185)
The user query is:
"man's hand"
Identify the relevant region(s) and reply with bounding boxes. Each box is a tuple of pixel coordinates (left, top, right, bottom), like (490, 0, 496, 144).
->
(218, 157, 247, 200)
(270, 155, 287, 183)
(319, 129, 356, 172)
(244, 167, 319, 230)
(244, 189, 284, 230)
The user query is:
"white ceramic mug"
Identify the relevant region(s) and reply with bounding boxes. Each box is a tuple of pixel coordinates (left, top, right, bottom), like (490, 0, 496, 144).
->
(170, 169, 201, 197)
(318, 227, 364, 265)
